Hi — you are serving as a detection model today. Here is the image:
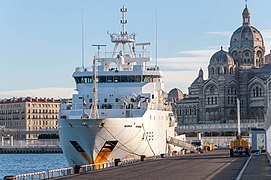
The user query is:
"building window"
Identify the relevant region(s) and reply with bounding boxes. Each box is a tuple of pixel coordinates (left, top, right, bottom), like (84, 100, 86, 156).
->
(230, 68, 233, 74)
(194, 108, 197, 115)
(252, 86, 263, 97)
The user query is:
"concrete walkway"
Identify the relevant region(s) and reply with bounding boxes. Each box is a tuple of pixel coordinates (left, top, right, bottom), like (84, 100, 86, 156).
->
(241, 153, 271, 180)
(53, 150, 271, 180)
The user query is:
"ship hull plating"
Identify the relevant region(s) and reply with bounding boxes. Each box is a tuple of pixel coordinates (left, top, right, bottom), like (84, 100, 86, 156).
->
(58, 109, 174, 167)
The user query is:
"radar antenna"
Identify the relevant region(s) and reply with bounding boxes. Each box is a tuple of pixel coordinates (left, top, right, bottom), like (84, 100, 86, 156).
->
(92, 44, 106, 58)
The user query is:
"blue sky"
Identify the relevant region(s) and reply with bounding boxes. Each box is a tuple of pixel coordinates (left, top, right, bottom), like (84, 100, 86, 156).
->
(0, 0, 271, 98)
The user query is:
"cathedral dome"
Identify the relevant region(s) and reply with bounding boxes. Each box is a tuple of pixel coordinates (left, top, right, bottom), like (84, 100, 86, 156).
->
(168, 88, 184, 102)
(230, 25, 264, 50)
(209, 48, 234, 66)
(229, 4, 264, 52)
(229, 4, 265, 68)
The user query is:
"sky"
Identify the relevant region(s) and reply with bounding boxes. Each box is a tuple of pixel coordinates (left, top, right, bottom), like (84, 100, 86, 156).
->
(1, 0, 271, 98)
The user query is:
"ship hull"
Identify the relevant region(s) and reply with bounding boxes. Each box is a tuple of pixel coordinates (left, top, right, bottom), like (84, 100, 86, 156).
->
(58, 109, 175, 167)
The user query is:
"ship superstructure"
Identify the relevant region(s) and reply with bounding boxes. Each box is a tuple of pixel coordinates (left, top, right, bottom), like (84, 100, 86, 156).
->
(58, 6, 176, 167)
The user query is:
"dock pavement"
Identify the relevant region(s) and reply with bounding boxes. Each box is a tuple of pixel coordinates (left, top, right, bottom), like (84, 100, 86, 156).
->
(53, 149, 271, 180)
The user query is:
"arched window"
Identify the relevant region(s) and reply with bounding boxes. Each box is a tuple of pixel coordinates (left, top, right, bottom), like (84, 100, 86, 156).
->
(217, 67, 220, 75)
(194, 107, 197, 115)
(230, 68, 233, 75)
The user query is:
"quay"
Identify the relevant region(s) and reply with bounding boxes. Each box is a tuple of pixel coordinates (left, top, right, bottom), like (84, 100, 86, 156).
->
(0, 147, 62, 154)
(0, 139, 62, 154)
(51, 149, 271, 180)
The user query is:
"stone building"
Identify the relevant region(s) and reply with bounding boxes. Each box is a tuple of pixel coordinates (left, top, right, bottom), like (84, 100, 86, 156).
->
(0, 97, 60, 139)
(175, 4, 271, 125)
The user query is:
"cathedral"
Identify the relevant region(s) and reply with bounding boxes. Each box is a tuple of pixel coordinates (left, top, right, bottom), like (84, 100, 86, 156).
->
(169, 3, 271, 125)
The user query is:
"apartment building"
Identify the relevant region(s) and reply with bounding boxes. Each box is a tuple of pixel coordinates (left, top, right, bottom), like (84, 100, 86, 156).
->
(0, 97, 60, 139)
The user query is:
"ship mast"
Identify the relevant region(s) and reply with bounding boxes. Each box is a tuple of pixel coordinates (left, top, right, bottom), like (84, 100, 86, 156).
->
(110, 6, 136, 59)
(92, 56, 98, 119)
(121, 6, 127, 57)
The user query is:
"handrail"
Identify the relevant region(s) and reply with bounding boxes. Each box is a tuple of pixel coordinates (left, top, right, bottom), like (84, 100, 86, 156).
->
(15, 171, 46, 180)
(47, 167, 74, 178)
(12, 153, 173, 179)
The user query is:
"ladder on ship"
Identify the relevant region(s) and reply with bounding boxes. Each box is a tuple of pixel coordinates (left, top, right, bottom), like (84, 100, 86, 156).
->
(167, 136, 199, 153)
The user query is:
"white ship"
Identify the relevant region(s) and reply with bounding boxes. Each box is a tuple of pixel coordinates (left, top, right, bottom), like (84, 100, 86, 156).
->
(58, 6, 176, 167)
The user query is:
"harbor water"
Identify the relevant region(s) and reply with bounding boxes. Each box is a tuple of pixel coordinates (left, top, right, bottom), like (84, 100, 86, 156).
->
(0, 153, 69, 179)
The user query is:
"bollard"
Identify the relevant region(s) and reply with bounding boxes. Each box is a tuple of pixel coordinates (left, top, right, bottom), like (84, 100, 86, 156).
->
(114, 159, 121, 166)
(74, 165, 82, 174)
(4, 176, 16, 180)
(140, 155, 146, 161)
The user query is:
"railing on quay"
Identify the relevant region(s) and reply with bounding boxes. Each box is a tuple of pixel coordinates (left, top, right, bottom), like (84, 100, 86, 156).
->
(177, 122, 264, 133)
(9, 154, 168, 179)
(14, 171, 46, 180)
(47, 167, 74, 179)
(0, 139, 60, 148)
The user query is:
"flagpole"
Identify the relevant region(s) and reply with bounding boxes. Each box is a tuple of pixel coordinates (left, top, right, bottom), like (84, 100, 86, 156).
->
(82, 95, 85, 119)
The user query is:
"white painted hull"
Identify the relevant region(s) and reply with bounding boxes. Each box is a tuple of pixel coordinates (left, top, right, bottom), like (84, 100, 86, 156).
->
(58, 109, 175, 167)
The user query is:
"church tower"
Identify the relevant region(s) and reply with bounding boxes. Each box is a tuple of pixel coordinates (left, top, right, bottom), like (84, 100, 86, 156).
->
(229, 1, 266, 120)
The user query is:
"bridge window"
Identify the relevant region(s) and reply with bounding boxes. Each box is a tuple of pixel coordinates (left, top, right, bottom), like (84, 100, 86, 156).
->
(74, 75, 161, 84)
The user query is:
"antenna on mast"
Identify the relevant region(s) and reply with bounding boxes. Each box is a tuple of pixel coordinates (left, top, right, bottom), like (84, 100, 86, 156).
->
(92, 44, 106, 58)
(120, 6, 127, 35)
(155, 8, 158, 67)
(81, 9, 85, 68)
